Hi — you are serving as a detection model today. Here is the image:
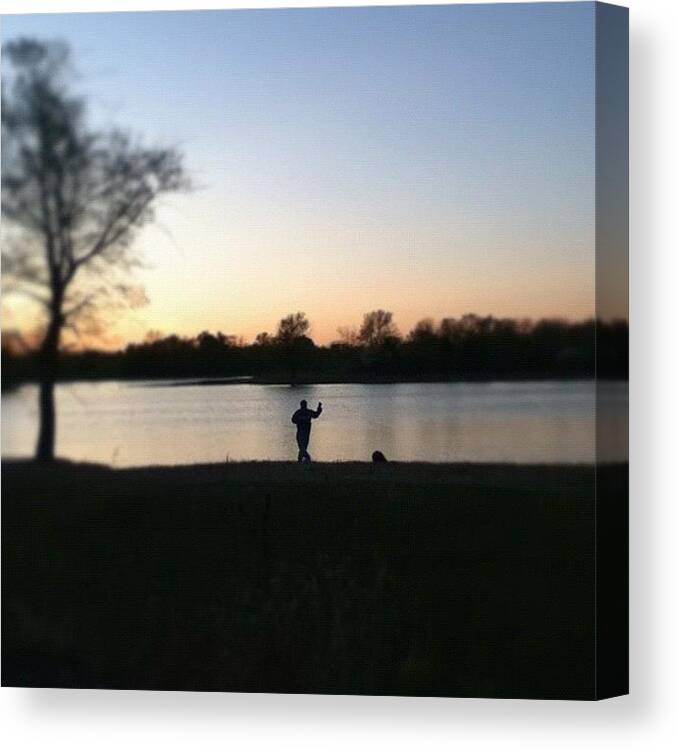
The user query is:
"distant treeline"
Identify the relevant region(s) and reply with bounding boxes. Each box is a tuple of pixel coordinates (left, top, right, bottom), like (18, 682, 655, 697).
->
(2, 312, 628, 388)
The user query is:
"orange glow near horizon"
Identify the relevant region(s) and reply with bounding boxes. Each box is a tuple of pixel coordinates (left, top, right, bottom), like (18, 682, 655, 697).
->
(2, 194, 610, 352)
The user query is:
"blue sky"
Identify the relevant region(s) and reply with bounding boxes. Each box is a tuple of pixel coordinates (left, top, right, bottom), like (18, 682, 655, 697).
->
(2, 3, 607, 345)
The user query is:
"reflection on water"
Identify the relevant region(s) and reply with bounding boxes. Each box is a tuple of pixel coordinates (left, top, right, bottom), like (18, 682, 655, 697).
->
(1, 380, 627, 466)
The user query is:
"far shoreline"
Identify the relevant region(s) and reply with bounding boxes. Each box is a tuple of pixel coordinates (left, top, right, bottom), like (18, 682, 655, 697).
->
(2, 374, 629, 393)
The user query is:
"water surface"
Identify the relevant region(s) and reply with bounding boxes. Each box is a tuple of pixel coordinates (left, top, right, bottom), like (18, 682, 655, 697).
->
(1, 380, 627, 466)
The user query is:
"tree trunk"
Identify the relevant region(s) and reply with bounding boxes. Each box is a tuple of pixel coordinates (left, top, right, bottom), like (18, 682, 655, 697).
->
(36, 376, 56, 462)
(35, 313, 62, 462)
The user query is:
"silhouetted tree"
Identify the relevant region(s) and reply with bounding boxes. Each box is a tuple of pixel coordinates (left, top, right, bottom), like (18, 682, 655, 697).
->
(1, 39, 188, 460)
(276, 312, 310, 344)
(274, 312, 313, 385)
(409, 318, 437, 344)
(438, 317, 457, 344)
(197, 330, 234, 351)
(254, 332, 273, 346)
(336, 326, 360, 347)
(358, 310, 400, 347)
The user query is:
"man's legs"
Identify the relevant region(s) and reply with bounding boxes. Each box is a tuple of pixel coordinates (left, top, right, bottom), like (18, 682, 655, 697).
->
(297, 432, 311, 463)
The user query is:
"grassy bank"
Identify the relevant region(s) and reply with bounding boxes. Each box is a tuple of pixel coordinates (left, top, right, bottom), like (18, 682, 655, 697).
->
(2, 460, 627, 698)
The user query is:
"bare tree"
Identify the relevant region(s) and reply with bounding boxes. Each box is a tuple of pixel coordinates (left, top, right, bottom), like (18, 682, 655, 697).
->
(358, 309, 399, 347)
(1, 39, 188, 460)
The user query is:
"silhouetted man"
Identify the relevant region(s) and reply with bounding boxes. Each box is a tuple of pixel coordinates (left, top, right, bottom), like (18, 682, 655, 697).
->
(291, 399, 322, 463)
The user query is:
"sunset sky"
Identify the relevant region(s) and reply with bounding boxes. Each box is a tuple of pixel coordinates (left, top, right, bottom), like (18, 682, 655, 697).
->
(2, 3, 624, 347)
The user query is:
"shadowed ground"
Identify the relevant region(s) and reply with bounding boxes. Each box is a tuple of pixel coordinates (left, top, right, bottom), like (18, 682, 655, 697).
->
(2, 461, 627, 698)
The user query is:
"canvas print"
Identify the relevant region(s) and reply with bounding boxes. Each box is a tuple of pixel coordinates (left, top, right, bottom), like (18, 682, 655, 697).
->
(1, 2, 628, 699)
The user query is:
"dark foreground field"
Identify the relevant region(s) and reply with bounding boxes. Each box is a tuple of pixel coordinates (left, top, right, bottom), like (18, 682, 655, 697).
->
(2, 461, 627, 698)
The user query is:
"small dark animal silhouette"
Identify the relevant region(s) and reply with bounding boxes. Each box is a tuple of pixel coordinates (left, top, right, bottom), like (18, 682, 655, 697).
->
(372, 450, 388, 463)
